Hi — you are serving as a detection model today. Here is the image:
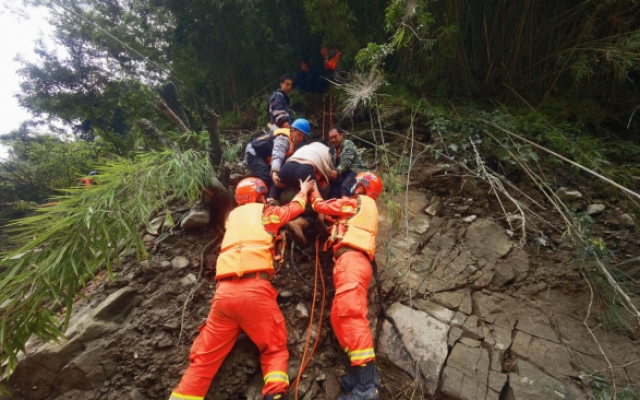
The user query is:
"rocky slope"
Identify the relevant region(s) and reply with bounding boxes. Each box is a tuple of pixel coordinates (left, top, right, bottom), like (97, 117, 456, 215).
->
(3, 165, 640, 400)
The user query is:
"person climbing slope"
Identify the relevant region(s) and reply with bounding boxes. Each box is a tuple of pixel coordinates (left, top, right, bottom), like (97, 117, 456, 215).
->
(310, 172, 383, 400)
(169, 176, 315, 400)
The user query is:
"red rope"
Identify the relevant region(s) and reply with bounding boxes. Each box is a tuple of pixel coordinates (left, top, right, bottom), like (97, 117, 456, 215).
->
(290, 238, 326, 399)
(322, 97, 326, 141)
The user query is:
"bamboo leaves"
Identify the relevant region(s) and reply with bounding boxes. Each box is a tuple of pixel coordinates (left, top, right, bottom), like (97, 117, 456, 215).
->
(0, 149, 212, 377)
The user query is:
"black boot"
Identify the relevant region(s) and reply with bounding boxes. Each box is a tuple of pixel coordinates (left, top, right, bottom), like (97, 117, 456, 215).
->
(264, 393, 285, 400)
(338, 363, 380, 400)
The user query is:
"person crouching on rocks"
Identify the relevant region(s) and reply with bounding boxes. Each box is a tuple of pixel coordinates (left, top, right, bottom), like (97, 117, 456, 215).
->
(168, 176, 314, 400)
(310, 172, 383, 400)
(270, 142, 335, 246)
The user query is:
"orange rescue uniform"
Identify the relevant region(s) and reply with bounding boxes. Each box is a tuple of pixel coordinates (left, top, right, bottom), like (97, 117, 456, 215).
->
(310, 187, 378, 366)
(169, 193, 307, 400)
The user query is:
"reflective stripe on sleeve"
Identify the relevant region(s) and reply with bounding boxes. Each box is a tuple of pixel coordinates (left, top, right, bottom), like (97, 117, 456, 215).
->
(169, 393, 204, 400)
(292, 197, 306, 209)
(264, 371, 289, 384)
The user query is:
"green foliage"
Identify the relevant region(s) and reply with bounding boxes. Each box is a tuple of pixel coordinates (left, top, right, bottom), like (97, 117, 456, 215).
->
(0, 134, 113, 204)
(355, 43, 394, 72)
(0, 149, 212, 375)
(582, 372, 639, 400)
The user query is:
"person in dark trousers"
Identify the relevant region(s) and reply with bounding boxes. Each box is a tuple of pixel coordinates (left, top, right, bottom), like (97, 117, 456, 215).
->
(243, 118, 311, 194)
(327, 128, 367, 199)
(267, 74, 293, 129)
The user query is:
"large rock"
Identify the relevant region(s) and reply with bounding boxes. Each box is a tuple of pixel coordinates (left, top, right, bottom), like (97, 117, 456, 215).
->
(506, 360, 587, 400)
(377, 303, 448, 393)
(466, 219, 512, 261)
(181, 209, 210, 229)
(440, 340, 507, 400)
(511, 331, 574, 379)
(7, 288, 140, 399)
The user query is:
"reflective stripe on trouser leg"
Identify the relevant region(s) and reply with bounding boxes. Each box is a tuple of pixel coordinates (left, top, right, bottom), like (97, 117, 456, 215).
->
(169, 393, 204, 400)
(236, 279, 290, 397)
(331, 250, 375, 366)
(264, 371, 290, 385)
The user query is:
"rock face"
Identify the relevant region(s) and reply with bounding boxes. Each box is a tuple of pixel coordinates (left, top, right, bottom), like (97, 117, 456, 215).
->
(8, 288, 141, 400)
(378, 303, 448, 393)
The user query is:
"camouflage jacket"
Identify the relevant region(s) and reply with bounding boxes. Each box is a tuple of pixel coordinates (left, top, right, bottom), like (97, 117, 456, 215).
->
(330, 139, 366, 174)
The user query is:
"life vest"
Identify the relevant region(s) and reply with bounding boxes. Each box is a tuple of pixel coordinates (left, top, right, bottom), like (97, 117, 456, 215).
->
(329, 195, 378, 260)
(250, 128, 295, 165)
(216, 203, 276, 279)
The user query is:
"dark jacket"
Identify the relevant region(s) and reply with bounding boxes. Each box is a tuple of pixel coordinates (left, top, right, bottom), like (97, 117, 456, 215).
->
(267, 89, 291, 126)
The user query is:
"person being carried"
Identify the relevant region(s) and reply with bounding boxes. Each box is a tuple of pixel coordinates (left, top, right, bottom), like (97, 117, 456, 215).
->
(168, 176, 315, 400)
(327, 128, 367, 199)
(310, 172, 383, 400)
(243, 118, 310, 192)
(267, 74, 293, 129)
(270, 142, 335, 245)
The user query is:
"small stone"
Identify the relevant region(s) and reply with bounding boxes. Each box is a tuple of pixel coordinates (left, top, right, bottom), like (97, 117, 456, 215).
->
(425, 200, 441, 216)
(129, 388, 147, 400)
(586, 204, 606, 216)
(506, 229, 514, 237)
(139, 260, 155, 275)
(180, 273, 197, 286)
(181, 210, 210, 229)
(160, 260, 172, 270)
(492, 265, 516, 287)
(620, 213, 635, 228)
(555, 187, 583, 201)
(121, 249, 137, 258)
(296, 303, 309, 318)
(172, 256, 190, 270)
(454, 213, 461, 218)
(279, 291, 293, 299)
(148, 215, 165, 235)
(462, 215, 477, 223)
(142, 235, 156, 247)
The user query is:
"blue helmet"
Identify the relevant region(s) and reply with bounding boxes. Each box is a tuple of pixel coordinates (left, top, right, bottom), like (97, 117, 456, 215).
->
(291, 118, 310, 136)
(89, 171, 98, 176)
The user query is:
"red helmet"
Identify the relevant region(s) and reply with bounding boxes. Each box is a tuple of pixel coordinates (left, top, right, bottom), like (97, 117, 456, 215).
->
(352, 172, 383, 200)
(235, 177, 268, 205)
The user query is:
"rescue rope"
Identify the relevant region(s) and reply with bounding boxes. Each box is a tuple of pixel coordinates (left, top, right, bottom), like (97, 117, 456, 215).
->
(322, 98, 326, 141)
(291, 238, 326, 399)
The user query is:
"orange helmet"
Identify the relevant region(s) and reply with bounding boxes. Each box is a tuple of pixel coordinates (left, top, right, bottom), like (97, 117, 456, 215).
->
(235, 177, 268, 205)
(352, 172, 383, 200)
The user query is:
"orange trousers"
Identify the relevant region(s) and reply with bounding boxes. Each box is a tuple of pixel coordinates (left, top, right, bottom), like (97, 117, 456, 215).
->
(170, 278, 289, 400)
(330, 250, 376, 366)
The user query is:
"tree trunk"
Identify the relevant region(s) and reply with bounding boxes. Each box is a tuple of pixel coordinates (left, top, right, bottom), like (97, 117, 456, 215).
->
(158, 82, 191, 131)
(204, 106, 222, 169)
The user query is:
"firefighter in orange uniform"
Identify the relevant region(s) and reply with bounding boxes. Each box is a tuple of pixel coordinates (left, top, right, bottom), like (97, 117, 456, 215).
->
(310, 172, 383, 400)
(169, 176, 315, 400)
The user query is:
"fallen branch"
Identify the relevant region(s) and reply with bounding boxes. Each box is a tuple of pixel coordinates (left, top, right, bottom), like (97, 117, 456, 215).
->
(486, 120, 640, 202)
